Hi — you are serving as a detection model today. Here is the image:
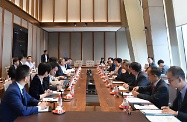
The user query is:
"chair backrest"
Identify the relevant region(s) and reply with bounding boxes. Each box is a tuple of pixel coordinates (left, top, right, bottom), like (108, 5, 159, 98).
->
(4, 80, 12, 91)
(74, 60, 83, 67)
(86, 60, 95, 67)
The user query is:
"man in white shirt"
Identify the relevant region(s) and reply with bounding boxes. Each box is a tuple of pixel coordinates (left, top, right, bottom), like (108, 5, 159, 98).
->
(25, 56, 35, 70)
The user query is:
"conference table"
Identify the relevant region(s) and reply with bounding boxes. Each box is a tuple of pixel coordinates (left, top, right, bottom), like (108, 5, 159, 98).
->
(14, 68, 149, 122)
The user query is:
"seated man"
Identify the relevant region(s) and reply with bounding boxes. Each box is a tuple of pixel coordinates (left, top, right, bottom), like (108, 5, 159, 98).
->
(107, 58, 116, 72)
(115, 60, 135, 84)
(0, 65, 48, 122)
(123, 62, 150, 91)
(162, 66, 187, 122)
(113, 58, 122, 76)
(25, 56, 35, 70)
(157, 59, 169, 75)
(29, 63, 52, 100)
(132, 66, 169, 109)
(43, 62, 63, 91)
(56, 58, 69, 77)
(8, 57, 20, 80)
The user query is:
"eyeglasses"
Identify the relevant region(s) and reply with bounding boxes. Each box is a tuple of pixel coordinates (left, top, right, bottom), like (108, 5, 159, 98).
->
(167, 77, 179, 83)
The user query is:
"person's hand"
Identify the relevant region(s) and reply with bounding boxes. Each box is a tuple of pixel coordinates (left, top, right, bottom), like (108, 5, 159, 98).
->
(45, 89, 52, 96)
(121, 69, 126, 73)
(161, 106, 178, 116)
(112, 75, 117, 79)
(123, 83, 129, 89)
(133, 86, 139, 91)
(38, 101, 48, 110)
(132, 90, 139, 97)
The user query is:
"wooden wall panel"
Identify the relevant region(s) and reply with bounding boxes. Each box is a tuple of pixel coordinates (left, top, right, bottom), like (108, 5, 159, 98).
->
(40, 29, 44, 59)
(94, 32, 104, 61)
(68, 0, 80, 22)
(36, 27, 41, 65)
(94, 0, 107, 22)
(82, 32, 93, 63)
(2, 10, 12, 77)
(116, 31, 130, 60)
(14, 15, 21, 25)
(59, 33, 70, 58)
(48, 33, 58, 58)
(105, 32, 116, 59)
(108, 0, 120, 22)
(54, 0, 66, 22)
(27, 22, 32, 56)
(23, 0, 27, 11)
(0, 7, 3, 77)
(71, 32, 81, 62)
(81, 0, 93, 22)
(29, 0, 32, 15)
(15, 0, 20, 7)
(44, 31, 48, 51)
(42, 0, 53, 22)
(21, 19, 27, 28)
(32, 25, 37, 61)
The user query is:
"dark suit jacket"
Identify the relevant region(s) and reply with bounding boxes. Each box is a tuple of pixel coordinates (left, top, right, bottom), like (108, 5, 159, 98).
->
(171, 89, 187, 122)
(129, 71, 150, 91)
(41, 54, 49, 62)
(43, 76, 57, 91)
(65, 64, 72, 69)
(56, 65, 67, 77)
(8, 65, 16, 80)
(0, 82, 38, 122)
(137, 79, 169, 109)
(115, 71, 135, 84)
(107, 63, 116, 72)
(29, 75, 45, 100)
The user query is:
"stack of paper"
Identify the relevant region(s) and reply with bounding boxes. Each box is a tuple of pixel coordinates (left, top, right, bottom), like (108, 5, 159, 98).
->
(122, 92, 133, 96)
(146, 115, 181, 122)
(118, 86, 127, 90)
(43, 97, 58, 102)
(112, 81, 124, 84)
(134, 104, 158, 110)
(126, 97, 151, 104)
(38, 106, 50, 112)
(140, 110, 172, 116)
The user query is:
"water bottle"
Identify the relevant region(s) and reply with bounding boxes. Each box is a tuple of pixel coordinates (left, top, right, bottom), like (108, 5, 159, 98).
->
(114, 86, 119, 97)
(57, 94, 63, 107)
(122, 98, 131, 114)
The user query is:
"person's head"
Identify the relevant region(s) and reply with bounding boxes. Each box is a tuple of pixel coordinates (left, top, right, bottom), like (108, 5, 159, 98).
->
(130, 62, 142, 75)
(58, 58, 66, 66)
(157, 59, 164, 67)
(38, 63, 51, 77)
(13, 58, 19, 66)
(15, 65, 30, 83)
(44, 50, 48, 54)
(49, 57, 58, 63)
(68, 58, 72, 64)
(18, 56, 24, 62)
(167, 66, 186, 90)
(148, 56, 154, 64)
(64, 57, 69, 64)
(123, 60, 132, 72)
(147, 66, 161, 83)
(108, 57, 113, 61)
(27, 56, 32, 62)
(101, 57, 105, 61)
(49, 62, 58, 76)
(114, 58, 122, 67)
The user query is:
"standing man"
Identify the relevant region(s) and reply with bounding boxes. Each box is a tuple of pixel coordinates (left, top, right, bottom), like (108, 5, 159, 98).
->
(162, 66, 187, 122)
(41, 50, 49, 63)
(0, 65, 48, 122)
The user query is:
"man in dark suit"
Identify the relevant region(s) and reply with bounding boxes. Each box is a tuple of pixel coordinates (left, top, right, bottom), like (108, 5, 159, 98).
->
(18, 56, 24, 66)
(0, 65, 48, 122)
(123, 62, 150, 91)
(8, 58, 20, 80)
(132, 66, 169, 109)
(107, 58, 116, 72)
(41, 50, 49, 63)
(162, 66, 187, 122)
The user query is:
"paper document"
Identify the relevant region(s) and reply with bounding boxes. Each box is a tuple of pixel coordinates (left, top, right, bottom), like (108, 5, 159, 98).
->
(146, 115, 181, 122)
(38, 106, 49, 112)
(126, 97, 151, 104)
(141, 110, 172, 116)
(134, 104, 158, 110)
(52, 90, 64, 94)
(112, 81, 124, 84)
(123, 92, 133, 96)
(43, 97, 58, 102)
(118, 86, 127, 90)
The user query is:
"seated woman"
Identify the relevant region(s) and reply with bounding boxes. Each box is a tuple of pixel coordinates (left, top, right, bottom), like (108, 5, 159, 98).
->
(29, 62, 52, 100)
(100, 57, 105, 65)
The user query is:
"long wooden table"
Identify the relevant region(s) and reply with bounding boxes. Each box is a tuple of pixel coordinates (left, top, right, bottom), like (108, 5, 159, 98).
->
(14, 69, 149, 122)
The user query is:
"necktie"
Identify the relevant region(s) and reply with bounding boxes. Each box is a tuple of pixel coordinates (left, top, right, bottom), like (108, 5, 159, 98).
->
(152, 85, 155, 94)
(178, 91, 182, 110)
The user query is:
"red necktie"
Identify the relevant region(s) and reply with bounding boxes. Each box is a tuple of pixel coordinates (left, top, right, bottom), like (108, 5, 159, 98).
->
(152, 85, 155, 94)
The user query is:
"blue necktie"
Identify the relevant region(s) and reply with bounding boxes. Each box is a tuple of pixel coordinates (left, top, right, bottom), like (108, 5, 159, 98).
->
(178, 91, 182, 110)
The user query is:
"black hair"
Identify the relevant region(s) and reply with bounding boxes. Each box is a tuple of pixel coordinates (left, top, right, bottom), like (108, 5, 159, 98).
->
(38, 63, 51, 75)
(13, 58, 19, 63)
(44, 50, 47, 53)
(148, 66, 161, 77)
(18, 56, 24, 61)
(130, 62, 141, 72)
(27, 56, 32, 59)
(148, 56, 154, 60)
(15, 65, 30, 82)
(49, 62, 58, 69)
(157, 59, 164, 65)
(168, 66, 185, 80)
(114, 58, 122, 63)
(64, 57, 69, 61)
